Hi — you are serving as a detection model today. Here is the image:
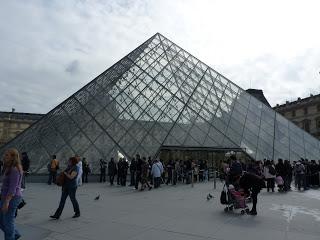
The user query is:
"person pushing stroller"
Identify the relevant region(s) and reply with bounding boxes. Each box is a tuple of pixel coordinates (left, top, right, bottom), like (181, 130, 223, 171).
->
(236, 172, 266, 215)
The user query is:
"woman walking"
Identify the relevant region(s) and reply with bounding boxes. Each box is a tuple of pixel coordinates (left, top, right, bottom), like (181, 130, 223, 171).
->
(50, 157, 80, 219)
(0, 148, 23, 240)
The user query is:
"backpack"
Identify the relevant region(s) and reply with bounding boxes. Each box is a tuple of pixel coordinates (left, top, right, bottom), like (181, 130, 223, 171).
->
(268, 165, 276, 175)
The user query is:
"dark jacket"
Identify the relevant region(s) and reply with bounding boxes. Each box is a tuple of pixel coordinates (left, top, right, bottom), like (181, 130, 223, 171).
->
(239, 173, 265, 193)
(108, 161, 117, 176)
(275, 163, 286, 177)
(21, 155, 30, 172)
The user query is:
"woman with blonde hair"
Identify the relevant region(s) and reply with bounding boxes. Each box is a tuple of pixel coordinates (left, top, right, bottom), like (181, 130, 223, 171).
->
(0, 148, 23, 240)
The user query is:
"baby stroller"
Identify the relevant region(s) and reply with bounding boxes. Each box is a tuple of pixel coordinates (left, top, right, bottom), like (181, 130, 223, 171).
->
(220, 184, 251, 215)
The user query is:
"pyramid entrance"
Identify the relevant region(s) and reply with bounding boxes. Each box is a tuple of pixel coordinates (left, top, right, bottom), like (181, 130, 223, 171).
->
(159, 146, 251, 178)
(1, 32, 320, 174)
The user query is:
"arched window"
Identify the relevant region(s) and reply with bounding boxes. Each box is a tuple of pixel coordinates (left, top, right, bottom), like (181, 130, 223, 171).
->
(302, 119, 311, 132)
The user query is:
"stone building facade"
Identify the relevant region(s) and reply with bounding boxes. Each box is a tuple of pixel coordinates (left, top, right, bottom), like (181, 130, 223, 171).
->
(0, 110, 43, 146)
(273, 94, 320, 139)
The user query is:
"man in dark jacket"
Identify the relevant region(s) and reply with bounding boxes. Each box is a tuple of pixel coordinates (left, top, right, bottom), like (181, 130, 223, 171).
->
(21, 152, 30, 189)
(135, 154, 143, 190)
(119, 158, 128, 186)
(239, 172, 265, 215)
(99, 158, 107, 183)
(129, 158, 137, 186)
(108, 158, 117, 185)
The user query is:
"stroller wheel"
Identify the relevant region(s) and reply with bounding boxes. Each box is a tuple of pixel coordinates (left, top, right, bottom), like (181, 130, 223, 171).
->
(224, 207, 229, 212)
(245, 208, 250, 214)
(241, 210, 245, 215)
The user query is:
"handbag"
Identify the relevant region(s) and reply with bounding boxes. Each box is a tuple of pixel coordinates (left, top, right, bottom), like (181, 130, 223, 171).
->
(220, 189, 228, 204)
(56, 172, 65, 187)
(18, 198, 26, 209)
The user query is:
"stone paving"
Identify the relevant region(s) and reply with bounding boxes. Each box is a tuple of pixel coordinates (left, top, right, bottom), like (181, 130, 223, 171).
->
(2, 181, 320, 240)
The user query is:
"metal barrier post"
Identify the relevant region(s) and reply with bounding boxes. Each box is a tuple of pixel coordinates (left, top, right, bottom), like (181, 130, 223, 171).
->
(213, 170, 217, 189)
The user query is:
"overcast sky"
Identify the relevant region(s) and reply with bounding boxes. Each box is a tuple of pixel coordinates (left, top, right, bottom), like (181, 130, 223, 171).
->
(1, 0, 320, 114)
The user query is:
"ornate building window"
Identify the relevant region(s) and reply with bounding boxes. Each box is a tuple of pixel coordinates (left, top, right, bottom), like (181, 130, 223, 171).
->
(316, 118, 320, 129)
(304, 107, 308, 115)
(302, 119, 311, 132)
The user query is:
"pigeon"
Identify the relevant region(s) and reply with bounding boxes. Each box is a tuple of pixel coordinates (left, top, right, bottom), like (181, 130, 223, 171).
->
(206, 193, 214, 201)
(94, 195, 100, 200)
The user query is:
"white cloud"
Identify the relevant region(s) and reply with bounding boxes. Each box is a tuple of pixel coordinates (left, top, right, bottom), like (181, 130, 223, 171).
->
(0, 0, 320, 112)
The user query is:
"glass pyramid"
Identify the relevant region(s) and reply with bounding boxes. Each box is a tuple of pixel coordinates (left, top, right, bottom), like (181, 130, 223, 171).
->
(1, 33, 320, 173)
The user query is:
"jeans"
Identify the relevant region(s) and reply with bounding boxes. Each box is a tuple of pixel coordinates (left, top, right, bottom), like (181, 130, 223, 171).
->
(109, 175, 115, 185)
(154, 177, 161, 188)
(296, 174, 306, 190)
(54, 187, 80, 217)
(48, 171, 57, 185)
(251, 190, 258, 212)
(82, 172, 89, 183)
(130, 171, 136, 186)
(266, 178, 275, 192)
(135, 172, 142, 189)
(0, 196, 22, 240)
(100, 169, 106, 182)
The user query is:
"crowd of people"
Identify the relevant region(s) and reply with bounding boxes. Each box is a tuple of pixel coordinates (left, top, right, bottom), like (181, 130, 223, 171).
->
(97, 154, 210, 190)
(224, 156, 320, 192)
(221, 155, 320, 215)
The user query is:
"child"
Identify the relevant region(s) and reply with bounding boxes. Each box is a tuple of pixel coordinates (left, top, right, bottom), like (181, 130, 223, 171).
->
(276, 175, 284, 192)
(228, 185, 246, 208)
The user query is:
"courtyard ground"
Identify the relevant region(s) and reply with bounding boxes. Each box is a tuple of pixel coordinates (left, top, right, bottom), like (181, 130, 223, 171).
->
(4, 181, 320, 240)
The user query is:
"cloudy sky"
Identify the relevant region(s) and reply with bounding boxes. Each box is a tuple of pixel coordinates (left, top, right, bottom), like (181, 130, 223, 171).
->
(1, 0, 320, 114)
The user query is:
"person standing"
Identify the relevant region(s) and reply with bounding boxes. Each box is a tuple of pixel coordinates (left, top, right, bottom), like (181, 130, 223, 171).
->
(117, 159, 121, 185)
(295, 161, 306, 190)
(151, 159, 164, 188)
(108, 158, 116, 185)
(263, 160, 276, 192)
(50, 157, 80, 219)
(120, 158, 128, 186)
(48, 155, 59, 185)
(140, 158, 152, 191)
(21, 152, 30, 189)
(76, 157, 83, 187)
(99, 159, 107, 183)
(82, 158, 90, 183)
(135, 155, 143, 190)
(129, 158, 137, 187)
(165, 160, 174, 185)
(0, 159, 3, 176)
(275, 159, 286, 191)
(0, 148, 23, 240)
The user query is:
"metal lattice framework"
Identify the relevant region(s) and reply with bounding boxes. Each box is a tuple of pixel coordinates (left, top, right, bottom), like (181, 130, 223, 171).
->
(1, 33, 320, 173)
